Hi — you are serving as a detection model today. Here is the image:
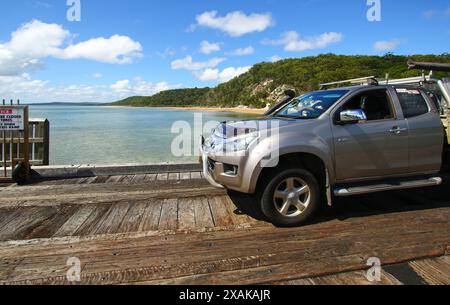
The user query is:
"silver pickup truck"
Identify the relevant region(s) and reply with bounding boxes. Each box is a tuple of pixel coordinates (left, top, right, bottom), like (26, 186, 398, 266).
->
(200, 62, 449, 227)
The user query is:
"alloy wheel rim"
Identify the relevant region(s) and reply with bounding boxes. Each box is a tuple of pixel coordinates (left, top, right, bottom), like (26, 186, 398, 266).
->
(273, 177, 311, 217)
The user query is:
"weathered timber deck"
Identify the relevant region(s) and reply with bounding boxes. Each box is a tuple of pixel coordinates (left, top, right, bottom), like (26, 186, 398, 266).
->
(0, 170, 449, 285)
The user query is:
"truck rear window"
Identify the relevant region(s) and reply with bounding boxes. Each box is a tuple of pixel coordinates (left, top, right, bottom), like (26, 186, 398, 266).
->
(396, 89, 429, 118)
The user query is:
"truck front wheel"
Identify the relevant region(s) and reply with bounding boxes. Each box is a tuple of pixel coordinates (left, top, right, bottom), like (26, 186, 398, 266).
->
(259, 168, 320, 227)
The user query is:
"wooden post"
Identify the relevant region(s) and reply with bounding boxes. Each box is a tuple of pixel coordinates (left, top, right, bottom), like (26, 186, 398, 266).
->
(2, 99, 6, 177)
(10, 100, 15, 169)
(43, 119, 50, 166)
(23, 106, 30, 173)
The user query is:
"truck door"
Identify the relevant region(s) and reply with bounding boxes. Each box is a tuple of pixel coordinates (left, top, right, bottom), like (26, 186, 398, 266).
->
(394, 88, 444, 173)
(331, 88, 410, 181)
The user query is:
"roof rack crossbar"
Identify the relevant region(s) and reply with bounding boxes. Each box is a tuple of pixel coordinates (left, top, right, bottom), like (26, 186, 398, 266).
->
(378, 74, 432, 85)
(320, 76, 377, 90)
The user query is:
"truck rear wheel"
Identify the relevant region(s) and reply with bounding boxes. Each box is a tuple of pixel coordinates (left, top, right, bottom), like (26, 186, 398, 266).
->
(259, 168, 320, 227)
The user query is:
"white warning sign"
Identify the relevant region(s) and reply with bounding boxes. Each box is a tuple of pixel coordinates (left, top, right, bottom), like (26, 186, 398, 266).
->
(0, 107, 25, 131)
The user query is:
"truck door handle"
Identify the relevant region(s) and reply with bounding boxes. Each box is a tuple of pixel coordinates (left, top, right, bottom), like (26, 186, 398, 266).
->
(389, 126, 407, 135)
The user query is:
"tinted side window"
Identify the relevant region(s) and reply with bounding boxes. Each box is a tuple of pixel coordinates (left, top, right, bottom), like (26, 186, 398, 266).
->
(396, 89, 429, 118)
(341, 89, 394, 121)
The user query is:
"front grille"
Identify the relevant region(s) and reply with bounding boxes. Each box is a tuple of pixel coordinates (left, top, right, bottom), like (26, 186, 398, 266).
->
(207, 158, 216, 172)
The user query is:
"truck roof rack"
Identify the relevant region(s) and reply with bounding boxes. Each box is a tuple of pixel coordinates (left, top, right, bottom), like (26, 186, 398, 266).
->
(320, 76, 378, 90)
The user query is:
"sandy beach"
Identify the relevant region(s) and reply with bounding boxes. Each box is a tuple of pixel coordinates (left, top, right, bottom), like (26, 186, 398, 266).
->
(163, 106, 266, 114)
(104, 105, 266, 115)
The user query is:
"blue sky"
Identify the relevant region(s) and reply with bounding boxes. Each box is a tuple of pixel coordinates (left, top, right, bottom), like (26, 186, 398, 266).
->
(0, 0, 449, 103)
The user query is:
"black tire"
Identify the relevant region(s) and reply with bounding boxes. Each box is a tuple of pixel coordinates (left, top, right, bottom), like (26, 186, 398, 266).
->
(258, 168, 320, 227)
(12, 162, 29, 185)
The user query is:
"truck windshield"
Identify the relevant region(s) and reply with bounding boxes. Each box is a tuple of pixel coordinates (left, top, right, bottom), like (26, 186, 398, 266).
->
(273, 90, 349, 119)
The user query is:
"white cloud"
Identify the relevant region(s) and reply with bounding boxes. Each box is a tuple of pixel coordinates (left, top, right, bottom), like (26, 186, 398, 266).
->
(93, 73, 103, 79)
(110, 78, 179, 96)
(194, 68, 219, 82)
(131, 77, 176, 95)
(228, 46, 254, 56)
(199, 41, 221, 54)
(265, 31, 343, 52)
(0, 20, 142, 76)
(0, 74, 182, 103)
(374, 39, 400, 51)
(171, 56, 226, 71)
(59, 35, 142, 64)
(195, 11, 273, 37)
(110, 79, 131, 93)
(269, 55, 283, 62)
(219, 66, 251, 82)
(194, 66, 251, 83)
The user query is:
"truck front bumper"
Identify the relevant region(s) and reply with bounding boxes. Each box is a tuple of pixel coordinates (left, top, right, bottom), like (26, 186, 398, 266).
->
(199, 149, 225, 189)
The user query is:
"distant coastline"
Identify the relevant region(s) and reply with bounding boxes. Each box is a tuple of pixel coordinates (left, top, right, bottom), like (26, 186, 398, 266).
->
(31, 102, 103, 106)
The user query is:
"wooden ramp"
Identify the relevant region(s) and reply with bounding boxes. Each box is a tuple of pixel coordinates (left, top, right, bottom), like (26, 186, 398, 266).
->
(0, 171, 449, 285)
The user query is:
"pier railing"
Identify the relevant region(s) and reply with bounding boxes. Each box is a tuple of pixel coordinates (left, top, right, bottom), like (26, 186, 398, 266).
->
(0, 118, 50, 167)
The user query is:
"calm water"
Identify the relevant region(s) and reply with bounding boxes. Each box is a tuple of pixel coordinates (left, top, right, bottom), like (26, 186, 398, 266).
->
(29, 105, 258, 165)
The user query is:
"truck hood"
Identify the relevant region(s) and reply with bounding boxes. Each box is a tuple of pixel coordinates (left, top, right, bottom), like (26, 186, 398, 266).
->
(213, 117, 307, 139)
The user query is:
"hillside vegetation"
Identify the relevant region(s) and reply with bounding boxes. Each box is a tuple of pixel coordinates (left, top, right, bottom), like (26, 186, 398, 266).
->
(112, 53, 450, 108)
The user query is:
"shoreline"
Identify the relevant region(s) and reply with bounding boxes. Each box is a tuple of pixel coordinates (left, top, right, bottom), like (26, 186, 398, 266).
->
(104, 105, 266, 115)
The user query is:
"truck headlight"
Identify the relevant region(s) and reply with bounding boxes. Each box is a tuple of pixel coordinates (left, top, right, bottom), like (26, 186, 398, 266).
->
(216, 132, 258, 153)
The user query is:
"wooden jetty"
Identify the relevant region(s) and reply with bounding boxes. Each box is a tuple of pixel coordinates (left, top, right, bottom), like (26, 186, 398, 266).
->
(0, 166, 449, 285)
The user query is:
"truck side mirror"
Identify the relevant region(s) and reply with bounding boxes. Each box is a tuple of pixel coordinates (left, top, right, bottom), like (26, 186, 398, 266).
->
(339, 109, 367, 124)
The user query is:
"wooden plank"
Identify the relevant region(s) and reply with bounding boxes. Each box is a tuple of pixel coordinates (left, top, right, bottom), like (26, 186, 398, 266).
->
(158, 199, 178, 230)
(138, 201, 163, 232)
(91, 202, 131, 235)
(157, 173, 168, 181)
(84, 177, 99, 184)
(74, 205, 111, 236)
(25, 205, 79, 240)
(0, 183, 225, 209)
(92, 176, 110, 184)
(53, 205, 97, 237)
(130, 174, 147, 184)
(190, 172, 202, 179)
(409, 256, 450, 285)
(117, 202, 148, 234)
(120, 175, 135, 184)
(105, 176, 125, 183)
(218, 196, 251, 226)
(194, 197, 214, 228)
(0, 209, 20, 228)
(144, 174, 157, 181)
(0, 207, 57, 241)
(168, 173, 180, 181)
(209, 197, 234, 228)
(309, 270, 402, 285)
(180, 172, 191, 180)
(178, 198, 196, 230)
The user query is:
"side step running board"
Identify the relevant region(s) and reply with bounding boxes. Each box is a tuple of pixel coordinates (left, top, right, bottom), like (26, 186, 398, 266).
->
(334, 177, 442, 197)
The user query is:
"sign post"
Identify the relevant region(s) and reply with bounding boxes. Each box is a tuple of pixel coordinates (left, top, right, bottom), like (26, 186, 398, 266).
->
(0, 101, 30, 182)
